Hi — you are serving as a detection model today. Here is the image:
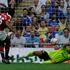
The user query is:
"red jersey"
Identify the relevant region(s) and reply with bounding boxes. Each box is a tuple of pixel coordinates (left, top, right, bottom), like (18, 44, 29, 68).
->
(0, 13, 11, 30)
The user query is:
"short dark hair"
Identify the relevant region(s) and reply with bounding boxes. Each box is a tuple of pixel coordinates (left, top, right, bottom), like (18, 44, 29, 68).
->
(63, 28, 69, 32)
(60, 16, 66, 20)
(23, 8, 28, 11)
(67, 5, 70, 8)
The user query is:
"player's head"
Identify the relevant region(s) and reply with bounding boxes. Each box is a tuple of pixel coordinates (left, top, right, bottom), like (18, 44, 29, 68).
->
(15, 29, 22, 37)
(33, 0, 39, 5)
(23, 8, 28, 15)
(63, 28, 69, 38)
(66, 45, 70, 53)
(30, 31, 35, 38)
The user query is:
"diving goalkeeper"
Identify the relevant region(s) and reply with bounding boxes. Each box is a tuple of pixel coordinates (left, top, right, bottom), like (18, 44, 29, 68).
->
(19, 43, 70, 64)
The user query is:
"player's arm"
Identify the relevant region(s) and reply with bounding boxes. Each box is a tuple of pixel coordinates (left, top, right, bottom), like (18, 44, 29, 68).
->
(41, 60, 56, 64)
(5, 20, 16, 33)
(61, 44, 70, 49)
(68, 54, 70, 59)
(58, 44, 67, 50)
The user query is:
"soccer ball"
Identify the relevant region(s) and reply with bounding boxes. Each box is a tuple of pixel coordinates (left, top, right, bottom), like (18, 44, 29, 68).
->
(51, 38, 58, 44)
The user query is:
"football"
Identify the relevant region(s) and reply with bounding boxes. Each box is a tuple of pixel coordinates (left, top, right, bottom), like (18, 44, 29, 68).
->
(51, 38, 58, 43)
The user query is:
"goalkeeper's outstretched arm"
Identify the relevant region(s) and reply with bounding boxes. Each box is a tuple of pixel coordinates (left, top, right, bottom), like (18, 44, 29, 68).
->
(41, 60, 56, 64)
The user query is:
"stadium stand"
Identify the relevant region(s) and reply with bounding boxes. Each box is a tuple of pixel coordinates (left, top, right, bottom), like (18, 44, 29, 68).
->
(9, 0, 70, 48)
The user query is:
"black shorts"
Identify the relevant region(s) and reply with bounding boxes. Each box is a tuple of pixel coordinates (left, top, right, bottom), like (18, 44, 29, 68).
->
(0, 36, 10, 47)
(39, 50, 51, 61)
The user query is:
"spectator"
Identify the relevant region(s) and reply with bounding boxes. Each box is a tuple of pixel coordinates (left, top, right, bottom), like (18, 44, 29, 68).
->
(45, 0, 54, 16)
(38, 20, 48, 38)
(66, 6, 70, 31)
(59, 0, 67, 16)
(28, 7, 36, 18)
(8, 0, 15, 8)
(48, 13, 59, 26)
(32, 15, 38, 27)
(26, 31, 40, 48)
(13, 17, 23, 30)
(56, 28, 70, 45)
(38, 20, 48, 47)
(40, 5, 49, 21)
(52, 1, 65, 19)
(46, 27, 59, 43)
(11, 29, 26, 47)
(8, 0, 15, 17)
(58, 16, 66, 34)
(21, 8, 32, 26)
(31, 0, 41, 15)
(39, 0, 47, 5)
(40, 5, 46, 17)
(23, 26, 32, 38)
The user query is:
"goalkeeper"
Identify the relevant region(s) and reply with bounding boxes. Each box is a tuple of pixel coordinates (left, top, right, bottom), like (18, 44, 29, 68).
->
(19, 43, 70, 64)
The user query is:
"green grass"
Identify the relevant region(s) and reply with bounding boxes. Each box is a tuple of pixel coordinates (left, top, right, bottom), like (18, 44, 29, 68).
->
(0, 63, 70, 70)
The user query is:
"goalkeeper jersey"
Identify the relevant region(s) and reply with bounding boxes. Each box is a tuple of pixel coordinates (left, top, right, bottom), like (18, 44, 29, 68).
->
(48, 46, 70, 62)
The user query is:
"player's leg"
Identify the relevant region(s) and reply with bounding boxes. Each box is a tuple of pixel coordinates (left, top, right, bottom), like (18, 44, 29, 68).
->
(42, 60, 52, 64)
(28, 51, 43, 57)
(19, 51, 43, 59)
(19, 50, 51, 61)
(0, 40, 5, 62)
(4, 36, 10, 61)
(27, 50, 51, 62)
(42, 60, 57, 64)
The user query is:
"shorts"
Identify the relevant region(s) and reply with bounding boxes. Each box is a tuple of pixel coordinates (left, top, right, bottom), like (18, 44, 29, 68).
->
(39, 50, 51, 61)
(0, 36, 10, 47)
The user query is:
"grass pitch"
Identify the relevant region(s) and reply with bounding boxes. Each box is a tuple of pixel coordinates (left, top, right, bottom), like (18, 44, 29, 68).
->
(0, 63, 70, 70)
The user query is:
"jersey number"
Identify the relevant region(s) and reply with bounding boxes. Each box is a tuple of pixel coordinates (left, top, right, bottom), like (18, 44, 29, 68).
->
(0, 18, 2, 25)
(0, 15, 4, 25)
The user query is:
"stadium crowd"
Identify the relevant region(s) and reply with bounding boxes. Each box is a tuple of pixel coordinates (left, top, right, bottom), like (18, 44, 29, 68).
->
(0, 0, 70, 48)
